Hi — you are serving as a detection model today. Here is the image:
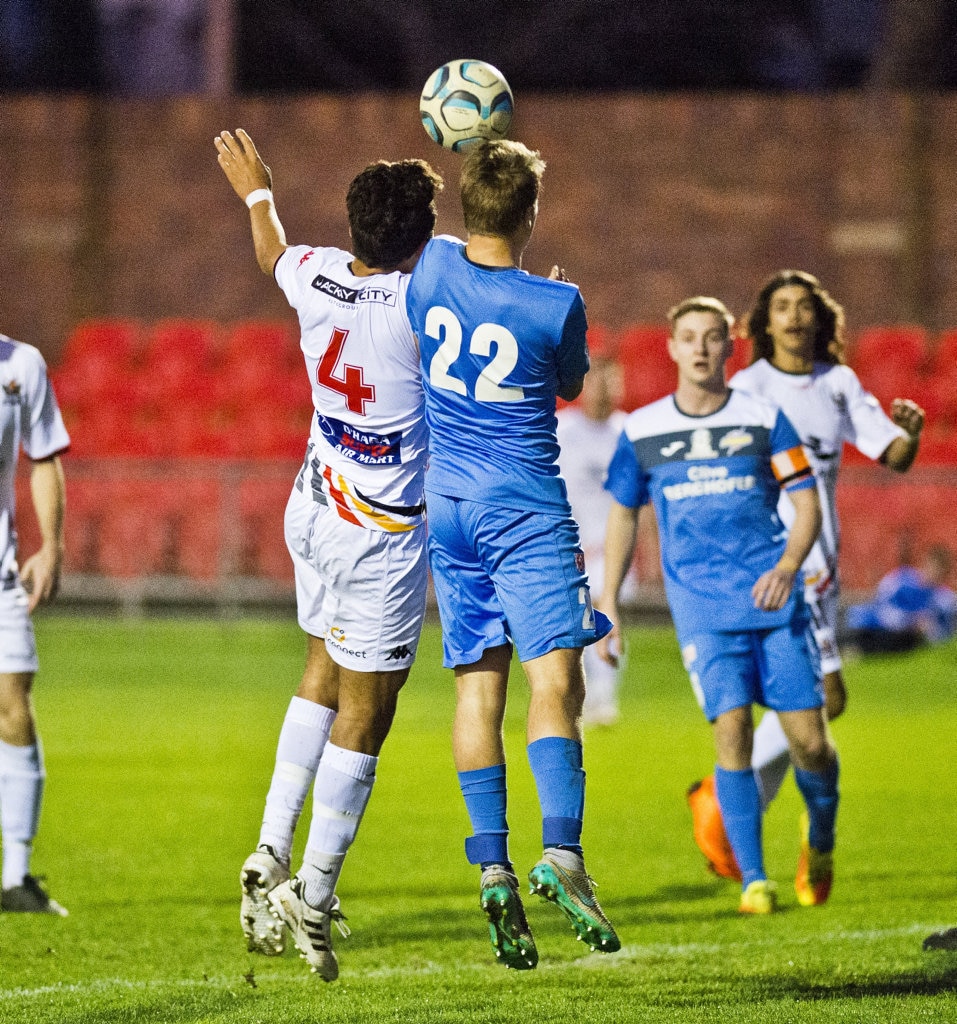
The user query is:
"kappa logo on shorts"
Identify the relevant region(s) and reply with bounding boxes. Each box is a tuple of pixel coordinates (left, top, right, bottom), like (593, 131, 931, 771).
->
(384, 644, 413, 661)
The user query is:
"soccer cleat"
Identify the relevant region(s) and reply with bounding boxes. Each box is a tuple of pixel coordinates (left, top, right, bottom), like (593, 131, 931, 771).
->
(686, 776, 742, 882)
(739, 879, 778, 915)
(924, 927, 957, 951)
(479, 865, 538, 970)
(1, 875, 68, 916)
(528, 851, 620, 953)
(268, 875, 350, 981)
(794, 812, 834, 907)
(240, 844, 289, 955)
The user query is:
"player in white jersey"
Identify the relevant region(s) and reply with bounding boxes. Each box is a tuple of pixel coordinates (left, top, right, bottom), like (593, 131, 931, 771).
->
(556, 355, 630, 726)
(686, 270, 925, 882)
(215, 129, 442, 979)
(0, 334, 69, 915)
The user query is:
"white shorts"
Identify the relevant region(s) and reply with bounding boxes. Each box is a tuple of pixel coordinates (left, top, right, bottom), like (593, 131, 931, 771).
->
(806, 575, 842, 675)
(284, 484, 428, 672)
(0, 582, 39, 674)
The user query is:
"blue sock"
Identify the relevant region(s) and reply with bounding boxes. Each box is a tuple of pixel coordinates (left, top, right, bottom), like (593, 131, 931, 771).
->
(794, 757, 839, 853)
(527, 736, 584, 854)
(714, 765, 765, 887)
(458, 763, 509, 867)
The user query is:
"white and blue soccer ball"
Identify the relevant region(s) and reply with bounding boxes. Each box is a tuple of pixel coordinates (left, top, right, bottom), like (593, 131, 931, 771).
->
(419, 59, 514, 153)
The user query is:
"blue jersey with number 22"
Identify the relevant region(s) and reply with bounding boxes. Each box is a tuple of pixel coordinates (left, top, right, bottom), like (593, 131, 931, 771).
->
(406, 236, 589, 514)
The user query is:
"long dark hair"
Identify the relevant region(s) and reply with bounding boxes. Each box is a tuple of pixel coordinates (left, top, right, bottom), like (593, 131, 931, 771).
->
(745, 269, 846, 366)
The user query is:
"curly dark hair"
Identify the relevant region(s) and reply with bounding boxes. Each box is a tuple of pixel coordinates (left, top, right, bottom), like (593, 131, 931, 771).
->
(346, 159, 443, 270)
(745, 269, 846, 366)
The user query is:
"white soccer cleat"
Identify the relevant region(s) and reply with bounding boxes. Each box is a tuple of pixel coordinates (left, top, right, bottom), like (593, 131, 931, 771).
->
(268, 875, 350, 981)
(240, 845, 289, 955)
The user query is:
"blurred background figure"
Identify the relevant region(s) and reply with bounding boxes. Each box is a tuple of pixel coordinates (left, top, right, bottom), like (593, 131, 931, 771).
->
(556, 353, 634, 727)
(846, 544, 956, 653)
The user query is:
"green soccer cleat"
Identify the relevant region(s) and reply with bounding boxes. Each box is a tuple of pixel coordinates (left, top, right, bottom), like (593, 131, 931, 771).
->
(528, 851, 620, 953)
(480, 865, 538, 970)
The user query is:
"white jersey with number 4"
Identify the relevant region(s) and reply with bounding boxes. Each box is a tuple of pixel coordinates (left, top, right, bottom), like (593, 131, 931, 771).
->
(275, 245, 428, 531)
(730, 358, 905, 595)
(0, 336, 70, 582)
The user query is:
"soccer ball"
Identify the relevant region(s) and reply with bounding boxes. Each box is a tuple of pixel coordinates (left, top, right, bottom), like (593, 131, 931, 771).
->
(419, 59, 514, 153)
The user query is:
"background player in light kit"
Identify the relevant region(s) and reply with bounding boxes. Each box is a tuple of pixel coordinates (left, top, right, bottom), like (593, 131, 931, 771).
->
(215, 128, 442, 980)
(0, 332, 69, 916)
(686, 270, 924, 882)
(598, 296, 838, 915)
(556, 354, 631, 727)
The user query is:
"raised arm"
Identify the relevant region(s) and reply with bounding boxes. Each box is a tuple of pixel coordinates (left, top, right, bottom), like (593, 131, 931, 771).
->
(19, 455, 65, 612)
(214, 128, 288, 276)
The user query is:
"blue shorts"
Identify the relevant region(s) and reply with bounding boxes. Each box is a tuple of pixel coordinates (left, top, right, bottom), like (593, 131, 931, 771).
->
(426, 493, 610, 668)
(678, 618, 823, 722)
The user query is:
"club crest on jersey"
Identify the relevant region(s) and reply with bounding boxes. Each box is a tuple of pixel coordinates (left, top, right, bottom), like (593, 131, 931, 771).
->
(2, 380, 22, 404)
(718, 428, 753, 456)
(685, 428, 719, 460)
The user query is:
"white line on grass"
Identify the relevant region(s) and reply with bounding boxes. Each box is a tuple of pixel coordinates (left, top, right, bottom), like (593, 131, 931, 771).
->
(1, 922, 942, 1001)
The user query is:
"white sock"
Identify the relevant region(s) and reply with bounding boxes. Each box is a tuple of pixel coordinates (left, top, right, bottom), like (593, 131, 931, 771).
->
(299, 743, 377, 910)
(259, 697, 336, 864)
(582, 644, 620, 720)
(751, 711, 792, 810)
(0, 738, 45, 889)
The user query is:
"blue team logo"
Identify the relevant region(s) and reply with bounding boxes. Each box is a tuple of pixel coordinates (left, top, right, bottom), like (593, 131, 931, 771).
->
(718, 428, 754, 456)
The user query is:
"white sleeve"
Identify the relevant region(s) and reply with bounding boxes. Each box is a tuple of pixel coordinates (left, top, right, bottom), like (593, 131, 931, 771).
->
(273, 244, 317, 312)
(843, 368, 907, 461)
(21, 348, 70, 460)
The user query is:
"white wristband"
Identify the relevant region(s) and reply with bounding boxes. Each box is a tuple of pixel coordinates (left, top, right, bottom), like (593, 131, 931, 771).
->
(245, 188, 272, 209)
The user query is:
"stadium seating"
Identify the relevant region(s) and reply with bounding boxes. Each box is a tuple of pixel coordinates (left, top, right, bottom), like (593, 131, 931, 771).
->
(32, 317, 957, 589)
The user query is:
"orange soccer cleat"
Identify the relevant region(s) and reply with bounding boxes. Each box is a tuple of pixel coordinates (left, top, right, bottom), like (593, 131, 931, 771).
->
(686, 775, 743, 883)
(794, 812, 834, 907)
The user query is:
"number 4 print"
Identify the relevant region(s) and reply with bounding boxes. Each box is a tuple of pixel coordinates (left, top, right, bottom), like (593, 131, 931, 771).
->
(316, 327, 375, 414)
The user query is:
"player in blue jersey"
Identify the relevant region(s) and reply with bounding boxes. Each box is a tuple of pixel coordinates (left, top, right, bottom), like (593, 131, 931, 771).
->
(597, 296, 840, 915)
(406, 139, 619, 968)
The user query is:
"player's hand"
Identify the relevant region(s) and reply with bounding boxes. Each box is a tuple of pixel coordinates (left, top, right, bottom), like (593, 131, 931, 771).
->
(19, 544, 62, 612)
(890, 398, 925, 439)
(548, 265, 569, 282)
(595, 604, 621, 666)
(214, 129, 273, 204)
(751, 564, 795, 612)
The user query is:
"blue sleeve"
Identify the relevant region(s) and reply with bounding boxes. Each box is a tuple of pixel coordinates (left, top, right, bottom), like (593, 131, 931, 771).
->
(556, 292, 589, 388)
(604, 429, 648, 509)
(770, 409, 803, 455)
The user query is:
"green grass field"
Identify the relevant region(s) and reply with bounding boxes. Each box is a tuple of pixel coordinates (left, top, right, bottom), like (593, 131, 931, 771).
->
(1, 617, 955, 1023)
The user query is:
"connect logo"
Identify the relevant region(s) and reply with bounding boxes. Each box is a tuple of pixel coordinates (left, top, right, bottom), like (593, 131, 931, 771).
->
(330, 626, 347, 642)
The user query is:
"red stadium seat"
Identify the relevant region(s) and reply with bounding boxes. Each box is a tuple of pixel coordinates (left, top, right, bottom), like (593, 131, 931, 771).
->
(616, 324, 673, 410)
(849, 324, 929, 375)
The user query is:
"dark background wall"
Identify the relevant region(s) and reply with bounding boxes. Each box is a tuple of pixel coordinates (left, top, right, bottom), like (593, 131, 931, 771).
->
(0, 91, 954, 361)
